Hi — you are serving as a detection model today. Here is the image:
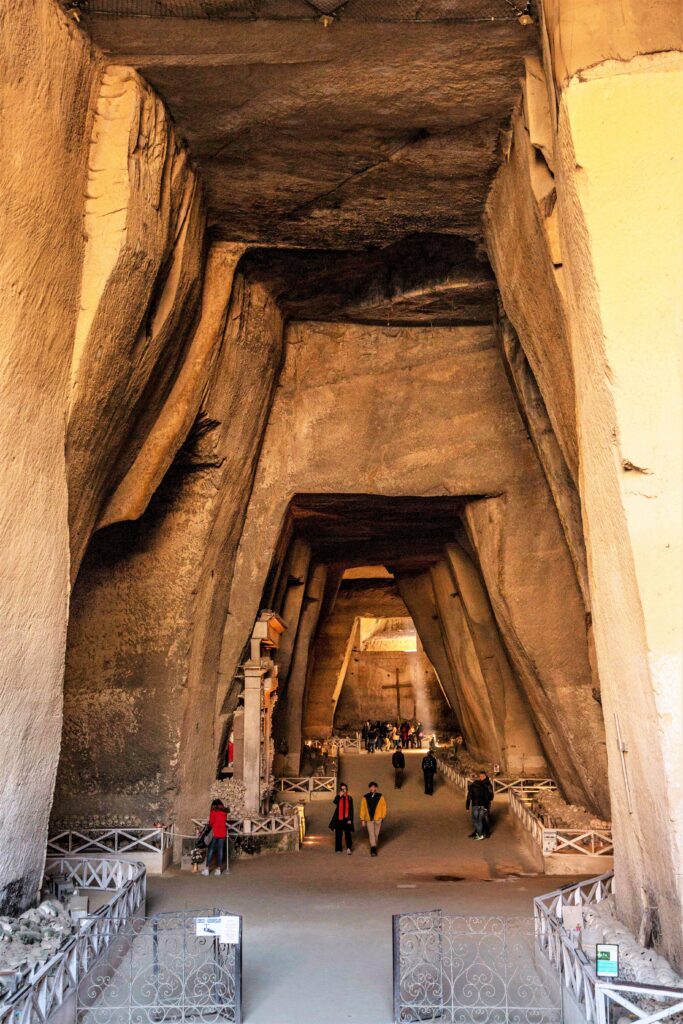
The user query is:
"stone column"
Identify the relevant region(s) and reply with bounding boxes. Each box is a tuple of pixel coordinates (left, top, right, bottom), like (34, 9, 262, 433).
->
(430, 559, 502, 765)
(232, 707, 245, 782)
(397, 573, 465, 735)
(273, 539, 312, 687)
(280, 563, 327, 774)
(242, 665, 266, 816)
(443, 543, 545, 773)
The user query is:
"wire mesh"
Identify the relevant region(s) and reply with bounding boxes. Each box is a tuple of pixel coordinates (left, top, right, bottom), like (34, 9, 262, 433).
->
(63, 0, 531, 23)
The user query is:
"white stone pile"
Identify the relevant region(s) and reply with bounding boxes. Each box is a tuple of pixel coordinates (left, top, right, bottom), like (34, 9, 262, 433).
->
(582, 897, 682, 989)
(0, 900, 73, 996)
(532, 789, 610, 830)
(210, 778, 247, 818)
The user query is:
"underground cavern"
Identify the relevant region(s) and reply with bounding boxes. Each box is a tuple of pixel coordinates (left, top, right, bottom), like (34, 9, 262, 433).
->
(0, 0, 682, 1019)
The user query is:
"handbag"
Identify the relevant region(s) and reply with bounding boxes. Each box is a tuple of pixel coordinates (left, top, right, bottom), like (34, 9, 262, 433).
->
(195, 823, 213, 848)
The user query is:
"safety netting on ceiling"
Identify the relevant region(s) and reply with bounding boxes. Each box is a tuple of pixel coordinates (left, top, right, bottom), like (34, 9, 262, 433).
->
(63, 0, 531, 23)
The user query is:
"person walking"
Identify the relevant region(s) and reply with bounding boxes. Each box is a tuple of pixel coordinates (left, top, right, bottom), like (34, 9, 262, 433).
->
(202, 799, 228, 875)
(480, 770, 494, 837)
(360, 781, 387, 856)
(415, 721, 424, 749)
(392, 747, 405, 789)
(361, 720, 370, 751)
(421, 750, 437, 794)
(367, 722, 377, 753)
(466, 773, 491, 840)
(329, 782, 354, 854)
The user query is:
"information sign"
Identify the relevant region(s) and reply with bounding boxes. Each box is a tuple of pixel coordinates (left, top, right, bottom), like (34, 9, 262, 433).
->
(195, 915, 240, 944)
(596, 943, 619, 978)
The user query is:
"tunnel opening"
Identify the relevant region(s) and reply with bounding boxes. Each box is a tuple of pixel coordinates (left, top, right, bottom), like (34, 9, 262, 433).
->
(235, 491, 549, 784)
(331, 606, 459, 742)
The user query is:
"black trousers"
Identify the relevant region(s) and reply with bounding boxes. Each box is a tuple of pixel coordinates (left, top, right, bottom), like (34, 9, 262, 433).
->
(394, 768, 404, 789)
(335, 825, 353, 851)
(424, 771, 435, 795)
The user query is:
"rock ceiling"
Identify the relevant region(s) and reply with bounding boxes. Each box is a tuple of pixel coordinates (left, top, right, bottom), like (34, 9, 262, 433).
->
(286, 493, 471, 571)
(79, 0, 537, 321)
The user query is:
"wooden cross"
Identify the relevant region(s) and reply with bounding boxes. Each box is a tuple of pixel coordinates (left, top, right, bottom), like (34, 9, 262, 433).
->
(382, 669, 414, 721)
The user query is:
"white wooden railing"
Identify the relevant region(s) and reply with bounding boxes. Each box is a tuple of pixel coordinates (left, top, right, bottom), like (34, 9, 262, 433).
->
(435, 756, 557, 797)
(534, 873, 683, 1024)
(493, 777, 557, 796)
(47, 826, 173, 857)
(192, 806, 301, 837)
(336, 735, 361, 753)
(436, 756, 612, 860)
(276, 776, 336, 800)
(0, 857, 146, 1024)
(508, 789, 614, 857)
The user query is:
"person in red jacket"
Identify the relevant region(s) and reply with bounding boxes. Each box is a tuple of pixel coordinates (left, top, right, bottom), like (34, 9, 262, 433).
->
(202, 799, 228, 875)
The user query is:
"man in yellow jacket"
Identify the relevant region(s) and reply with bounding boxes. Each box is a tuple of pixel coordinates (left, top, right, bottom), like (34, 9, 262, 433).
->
(360, 781, 387, 856)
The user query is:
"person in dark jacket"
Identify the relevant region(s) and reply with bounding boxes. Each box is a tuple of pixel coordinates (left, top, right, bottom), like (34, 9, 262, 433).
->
(392, 748, 405, 789)
(480, 771, 494, 836)
(329, 783, 354, 854)
(421, 751, 437, 794)
(466, 773, 492, 839)
(360, 782, 387, 856)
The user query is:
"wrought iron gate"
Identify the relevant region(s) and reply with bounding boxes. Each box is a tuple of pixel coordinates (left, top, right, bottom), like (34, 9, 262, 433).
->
(77, 909, 242, 1024)
(393, 912, 561, 1023)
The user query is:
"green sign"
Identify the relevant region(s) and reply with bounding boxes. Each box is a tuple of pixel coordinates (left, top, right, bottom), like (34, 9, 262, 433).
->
(596, 943, 619, 978)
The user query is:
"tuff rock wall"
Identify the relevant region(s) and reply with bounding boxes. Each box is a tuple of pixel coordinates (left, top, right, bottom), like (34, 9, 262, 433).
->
(484, 0, 683, 963)
(0, 0, 101, 914)
(54, 268, 283, 828)
(0, 0, 208, 911)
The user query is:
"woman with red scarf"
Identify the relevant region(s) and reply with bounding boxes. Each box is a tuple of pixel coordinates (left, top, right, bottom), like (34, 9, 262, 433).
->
(328, 783, 354, 854)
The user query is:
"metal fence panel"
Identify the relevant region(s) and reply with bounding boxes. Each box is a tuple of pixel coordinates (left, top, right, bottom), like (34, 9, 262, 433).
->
(77, 909, 241, 1024)
(393, 913, 561, 1024)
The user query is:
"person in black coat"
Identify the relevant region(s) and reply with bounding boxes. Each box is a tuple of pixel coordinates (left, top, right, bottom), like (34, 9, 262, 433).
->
(466, 772, 493, 838)
(329, 783, 354, 854)
(422, 751, 437, 794)
(391, 748, 406, 789)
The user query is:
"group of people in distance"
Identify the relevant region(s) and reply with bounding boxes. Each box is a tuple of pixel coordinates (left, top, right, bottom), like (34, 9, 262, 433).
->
(361, 719, 424, 752)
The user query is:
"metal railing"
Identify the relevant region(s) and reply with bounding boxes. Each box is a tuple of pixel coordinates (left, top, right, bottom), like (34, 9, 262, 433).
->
(76, 907, 241, 1024)
(275, 776, 336, 800)
(393, 912, 561, 1023)
(534, 873, 683, 1024)
(0, 857, 146, 1024)
(509, 790, 614, 857)
(47, 826, 173, 857)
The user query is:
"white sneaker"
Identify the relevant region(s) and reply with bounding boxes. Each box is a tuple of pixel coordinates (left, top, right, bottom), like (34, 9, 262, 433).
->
(201, 868, 209, 876)
(214, 868, 221, 876)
